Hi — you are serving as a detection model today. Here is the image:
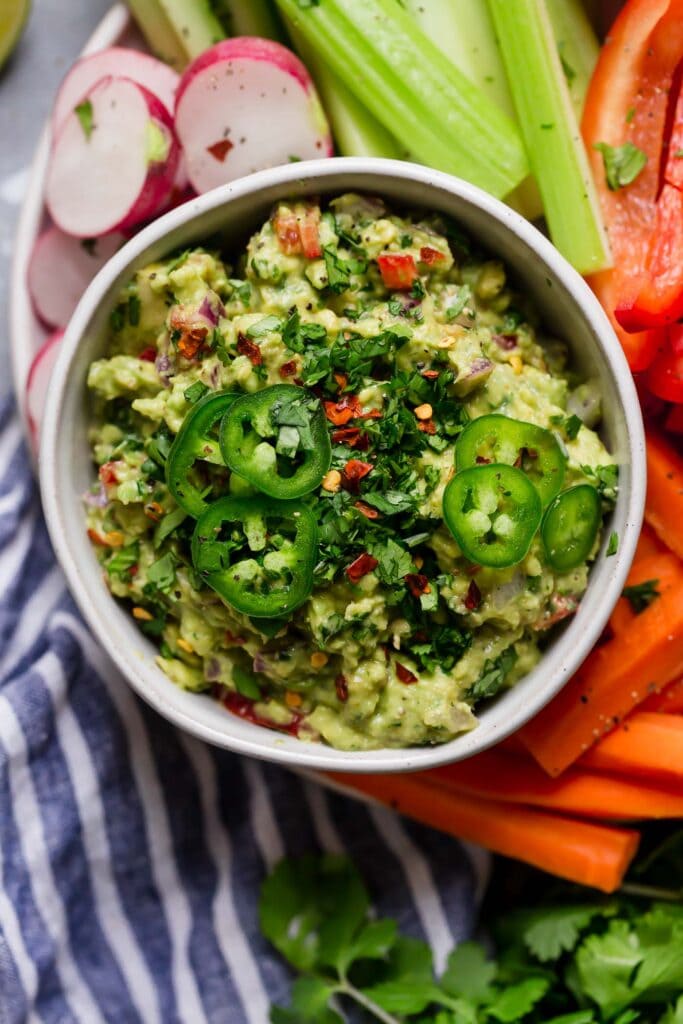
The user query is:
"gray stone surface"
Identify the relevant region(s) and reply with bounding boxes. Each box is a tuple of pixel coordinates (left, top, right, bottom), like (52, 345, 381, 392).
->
(0, 0, 112, 396)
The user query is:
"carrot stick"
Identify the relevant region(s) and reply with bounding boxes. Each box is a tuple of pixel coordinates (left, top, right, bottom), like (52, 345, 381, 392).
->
(581, 712, 683, 784)
(645, 426, 683, 561)
(520, 551, 683, 776)
(428, 749, 683, 820)
(326, 772, 639, 892)
(608, 551, 681, 635)
(641, 676, 683, 713)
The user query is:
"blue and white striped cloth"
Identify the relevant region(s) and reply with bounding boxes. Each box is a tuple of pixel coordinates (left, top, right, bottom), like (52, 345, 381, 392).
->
(0, 396, 485, 1023)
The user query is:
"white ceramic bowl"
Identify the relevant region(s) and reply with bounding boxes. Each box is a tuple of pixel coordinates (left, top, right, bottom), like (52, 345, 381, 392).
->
(40, 157, 646, 773)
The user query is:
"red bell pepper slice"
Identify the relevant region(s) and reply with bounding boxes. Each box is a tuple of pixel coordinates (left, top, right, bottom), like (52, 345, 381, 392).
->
(377, 253, 417, 291)
(581, 0, 683, 369)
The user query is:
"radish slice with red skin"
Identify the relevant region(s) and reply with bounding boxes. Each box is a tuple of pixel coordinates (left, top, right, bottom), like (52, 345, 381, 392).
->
(174, 38, 332, 194)
(46, 76, 180, 238)
(52, 47, 180, 130)
(28, 227, 125, 330)
(27, 331, 63, 446)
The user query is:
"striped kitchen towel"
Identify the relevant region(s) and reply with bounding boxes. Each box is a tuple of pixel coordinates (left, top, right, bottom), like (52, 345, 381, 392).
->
(0, 396, 485, 1024)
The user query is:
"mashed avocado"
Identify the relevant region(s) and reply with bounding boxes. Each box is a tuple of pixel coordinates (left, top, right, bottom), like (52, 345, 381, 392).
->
(85, 194, 616, 751)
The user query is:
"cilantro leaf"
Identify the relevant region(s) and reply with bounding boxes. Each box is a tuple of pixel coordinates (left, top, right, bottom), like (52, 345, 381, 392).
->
(487, 977, 550, 1022)
(232, 665, 261, 700)
(323, 246, 352, 293)
(622, 578, 660, 614)
(564, 414, 582, 440)
(517, 905, 609, 962)
(370, 538, 413, 586)
(247, 314, 282, 338)
(359, 979, 441, 1016)
(271, 977, 343, 1024)
(107, 542, 139, 578)
(467, 647, 517, 702)
(154, 506, 187, 546)
(575, 920, 645, 1018)
(440, 941, 496, 1002)
(594, 141, 647, 191)
(607, 531, 619, 557)
(362, 490, 416, 515)
(146, 552, 176, 592)
(184, 380, 209, 404)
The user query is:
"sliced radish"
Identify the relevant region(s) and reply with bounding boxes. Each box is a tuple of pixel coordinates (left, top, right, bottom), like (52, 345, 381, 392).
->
(28, 227, 125, 330)
(174, 38, 332, 194)
(52, 47, 180, 130)
(27, 331, 63, 447)
(46, 76, 180, 238)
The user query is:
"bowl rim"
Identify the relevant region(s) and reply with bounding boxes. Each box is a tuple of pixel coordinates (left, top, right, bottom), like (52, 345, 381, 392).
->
(39, 156, 646, 772)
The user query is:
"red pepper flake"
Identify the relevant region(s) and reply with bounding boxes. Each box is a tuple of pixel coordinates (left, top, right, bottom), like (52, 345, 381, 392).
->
(395, 661, 418, 685)
(405, 573, 431, 598)
(98, 461, 120, 486)
(475, 455, 491, 464)
(324, 394, 362, 425)
(224, 630, 246, 645)
(334, 372, 348, 391)
(421, 369, 440, 380)
(171, 307, 209, 360)
(360, 408, 383, 420)
(129, 565, 138, 577)
(331, 427, 370, 450)
(346, 552, 378, 583)
(206, 138, 234, 162)
(418, 419, 437, 435)
(464, 579, 482, 611)
(419, 245, 445, 265)
(354, 500, 379, 519)
(223, 691, 302, 737)
(335, 673, 349, 703)
(237, 332, 263, 366)
(377, 252, 418, 290)
(341, 459, 372, 493)
(465, 563, 482, 576)
(139, 346, 157, 362)
(279, 359, 297, 378)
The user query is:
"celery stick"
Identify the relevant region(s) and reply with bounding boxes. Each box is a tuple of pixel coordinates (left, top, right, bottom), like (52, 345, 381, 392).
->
(403, 0, 515, 119)
(127, 0, 223, 66)
(126, 0, 191, 68)
(274, 0, 528, 199)
(546, 0, 600, 120)
(487, 0, 611, 273)
(287, 20, 403, 159)
(401, 0, 543, 222)
(212, 0, 285, 41)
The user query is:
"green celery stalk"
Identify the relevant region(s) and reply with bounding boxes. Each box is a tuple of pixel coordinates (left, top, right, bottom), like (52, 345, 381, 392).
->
(401, 0, 543, 223)
(402, 0, 515, 119)
(546, 0, 600, 120)
(274, 0, 528, 199)
(286, 20, 403, 159)
(486, 0, 611, 273)
(212, 0, 285, 41)
(127, 0, 224, 66)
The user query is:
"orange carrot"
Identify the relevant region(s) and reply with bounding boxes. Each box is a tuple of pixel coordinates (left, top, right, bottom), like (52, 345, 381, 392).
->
(428, 749, 683, 820)
(641, 676, 683, 713)
(645, 427, 683, 561)
(581, 712, 683, 784)
(608, 552, 681, 635)
(520, 551, 683, 776)
(326, 772, 639, 892)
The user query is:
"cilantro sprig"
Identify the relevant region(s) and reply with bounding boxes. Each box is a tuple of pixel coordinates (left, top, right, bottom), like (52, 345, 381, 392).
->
(260, 853, 683, 1024)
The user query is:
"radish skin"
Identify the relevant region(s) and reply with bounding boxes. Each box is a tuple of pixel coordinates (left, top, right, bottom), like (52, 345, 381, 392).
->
(52, 47, 180, 130)
(28, 227, 125, 330)
(174, 38, 332, 194)
(27, 331, 64, 446)
(46, 76, 180, 238)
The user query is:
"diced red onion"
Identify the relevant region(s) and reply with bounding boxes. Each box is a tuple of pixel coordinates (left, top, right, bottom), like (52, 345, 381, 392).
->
(82, 483, 108, 508)
(205, 658, 221, 681)
(198, 295, 225, 326)
(494, 333, 518, 350)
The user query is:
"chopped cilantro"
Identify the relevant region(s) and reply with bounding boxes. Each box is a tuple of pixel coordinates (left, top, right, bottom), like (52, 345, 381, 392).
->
(564, 414, 582, 440)
(594, 141, 647, 191)
(184, 380, 208, 404)
(467, 647, 517, 702)
(622, 578, 660, 614)
(446, 284, 471, 321)
(146, 552, 176, 592)
(107, 542, 139, 579)
(154, 506, 187, 546)
(370, 538, 413, 586)
(127, 294, 141, 326)
(247, 314, 282, 338)
(74, 99, 94, 140)
(607, 531, 619, 557)
(233, 665, 262, 699)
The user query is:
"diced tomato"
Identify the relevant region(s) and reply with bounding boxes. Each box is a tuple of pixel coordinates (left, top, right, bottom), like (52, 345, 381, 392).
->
(279, 359, 298, 378)
(331, 426, 369, 450)
(98, 461, 120, 486)
(404, 573, 431, 598)
(273, 211, 302, 255)
(377, 253, 418, 291)
(139, 347, 157, 362)
(464, 579, 482, 611)
(222, 691, 301, 737)
(298, 206, 322, 259)
(582, 0, 683, 368)
(646, 345, 683, 402)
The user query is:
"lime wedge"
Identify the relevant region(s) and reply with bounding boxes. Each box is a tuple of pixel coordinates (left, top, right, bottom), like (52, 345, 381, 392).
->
(0, 0, 31, 71)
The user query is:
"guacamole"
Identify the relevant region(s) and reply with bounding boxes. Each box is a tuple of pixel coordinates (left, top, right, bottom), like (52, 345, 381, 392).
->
(85, 194, 616, 751)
